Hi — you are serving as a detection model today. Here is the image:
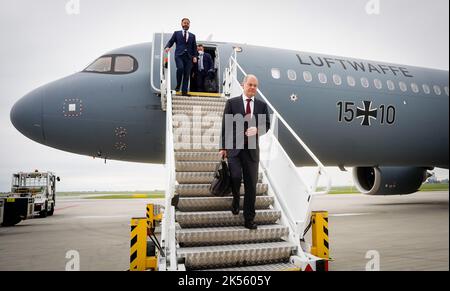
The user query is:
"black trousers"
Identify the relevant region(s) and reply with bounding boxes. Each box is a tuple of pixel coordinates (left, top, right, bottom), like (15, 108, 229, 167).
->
(175, 53, 193, 93)
(227, 149, 258, 222)
(195, 69, 207, 92)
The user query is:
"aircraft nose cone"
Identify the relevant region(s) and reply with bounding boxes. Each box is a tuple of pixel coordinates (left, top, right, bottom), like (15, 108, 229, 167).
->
(10, 89, 45, 143)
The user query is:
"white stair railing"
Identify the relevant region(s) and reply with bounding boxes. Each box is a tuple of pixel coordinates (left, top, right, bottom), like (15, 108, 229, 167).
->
(158, 37, 178, 270)
(223, 51, 332, 245)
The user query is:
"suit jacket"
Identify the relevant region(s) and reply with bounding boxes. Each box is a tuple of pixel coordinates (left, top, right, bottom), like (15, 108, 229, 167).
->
(220, 96, 271, 162)
(196, 52, 213, 73)
(165, 30, 198, 58)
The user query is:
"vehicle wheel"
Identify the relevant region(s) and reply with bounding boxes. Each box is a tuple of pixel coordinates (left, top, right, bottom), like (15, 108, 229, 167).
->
(47, 203, 54, 216)
(39, 202, 48, 218)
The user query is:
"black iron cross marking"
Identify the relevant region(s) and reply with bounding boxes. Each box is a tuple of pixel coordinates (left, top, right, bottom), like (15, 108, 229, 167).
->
(356, 101, 377, 126)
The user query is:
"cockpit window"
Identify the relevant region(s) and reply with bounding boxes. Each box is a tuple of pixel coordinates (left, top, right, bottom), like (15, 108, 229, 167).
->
(115, 56, 135, 73)
(85, 56, 112, 73)
(83, 54, 138, 74)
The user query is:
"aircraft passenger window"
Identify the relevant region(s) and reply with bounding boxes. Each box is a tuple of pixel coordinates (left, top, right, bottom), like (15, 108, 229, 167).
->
(387, 80, 395, 91)
(333, 74, 342, 86)
(422, 84, 431, 94)
(271, 68, 281, 79)
(287, 70, 297, 81)
(347, 76, 356, 87)
(445, 86, 449, 96)
(84, 56, 112, 73)
(115, 56, 135, 73)
(433, 85, 442, 95)
(318, 73, 327, 84)
(361, 77, 369, 88)
(374, 79, 383, 89)
(411, 83, 419, 93)
(399, 81, 407, 92)
(303, 71, 313, 83)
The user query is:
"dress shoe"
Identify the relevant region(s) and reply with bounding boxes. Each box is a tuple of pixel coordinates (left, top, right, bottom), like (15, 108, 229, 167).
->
(231, 198, 239, 215)
(182, 91, 188, 96)
(244, 221, 258, 230)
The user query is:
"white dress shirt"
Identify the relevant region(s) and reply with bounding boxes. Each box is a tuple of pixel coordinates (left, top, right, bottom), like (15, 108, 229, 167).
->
(242, 94, 254, 117)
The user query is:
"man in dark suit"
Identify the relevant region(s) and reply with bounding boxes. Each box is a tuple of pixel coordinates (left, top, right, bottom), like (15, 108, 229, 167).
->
(219, 75, 271, 230)
(192, 44, 214, 92)
(164, 18, 198, 96)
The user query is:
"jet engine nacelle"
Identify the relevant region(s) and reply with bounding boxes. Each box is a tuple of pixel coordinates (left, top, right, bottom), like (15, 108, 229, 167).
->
(352, 167, 429, 195)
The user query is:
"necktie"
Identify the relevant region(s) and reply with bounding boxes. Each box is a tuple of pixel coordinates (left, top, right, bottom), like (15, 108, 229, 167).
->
(199, 55, 204, 71)
(184, 30, 188, 43)
(244, 98, 252, 146)
(246, 98, 252, 115)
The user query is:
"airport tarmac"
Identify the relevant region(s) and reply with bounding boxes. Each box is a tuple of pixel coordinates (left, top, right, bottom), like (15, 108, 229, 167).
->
(310, 191, 449, 271)
(0, 191, 448, 271)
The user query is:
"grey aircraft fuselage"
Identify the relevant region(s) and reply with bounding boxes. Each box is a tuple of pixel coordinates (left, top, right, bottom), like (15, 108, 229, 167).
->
(10, 39, 449, 170)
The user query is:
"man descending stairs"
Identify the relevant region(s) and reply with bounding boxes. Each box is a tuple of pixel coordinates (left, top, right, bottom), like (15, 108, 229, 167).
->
(170, 94, 299, 271)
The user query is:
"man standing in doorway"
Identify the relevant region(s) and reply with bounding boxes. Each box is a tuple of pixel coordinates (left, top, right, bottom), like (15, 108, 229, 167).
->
(193, 44, 214, 92)
(165, 18, 198, 96)
(219, 75, 271, 230)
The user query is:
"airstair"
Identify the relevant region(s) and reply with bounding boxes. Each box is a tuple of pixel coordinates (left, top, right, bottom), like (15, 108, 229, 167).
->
(148, 34, 331, 271)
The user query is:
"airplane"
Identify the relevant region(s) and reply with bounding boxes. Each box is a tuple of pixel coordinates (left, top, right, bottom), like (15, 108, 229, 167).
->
(10, 33, 449, 196)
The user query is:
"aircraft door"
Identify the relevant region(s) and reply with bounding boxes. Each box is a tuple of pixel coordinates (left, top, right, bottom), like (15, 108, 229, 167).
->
(151, 33, 173, 93)
(190, 44, 220, 93)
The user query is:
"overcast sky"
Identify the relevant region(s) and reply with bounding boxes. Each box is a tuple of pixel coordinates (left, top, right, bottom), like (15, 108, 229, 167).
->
(0, 0, 448, 192)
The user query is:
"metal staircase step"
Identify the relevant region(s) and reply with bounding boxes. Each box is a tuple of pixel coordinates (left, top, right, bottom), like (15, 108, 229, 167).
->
(172, 101, 225, 108)
(173, 115, 222, 124)
(173, 135, 220, 146)
(173, 96, 226, 103)
(172, 108, 223, 118)
(176, 172, 263, 184)
(175, 161, 220, 171)
(176, 225, 289, 247)
(176, 195, 273, 212)
(172, 104, 225, 114)
(176, 209, 281, 228)
(175, 152, 222, 162)
(203, 262, 300, 271)
(173, 122, 221, 131)
(173, 128, 221, 136)
(171, 105, 225, 112)
(172, 109, 223, 115)
(172, 113, 222, 123)
(177, 241, 297, 270)
(175, 183, 268, 197)
(174, 152, 221, 162)
(174, 144, 220, 153)
(186, 94, 223, 98)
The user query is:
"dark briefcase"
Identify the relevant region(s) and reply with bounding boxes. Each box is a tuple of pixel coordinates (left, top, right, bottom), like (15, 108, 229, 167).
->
(204, 78, 218, 93)
(209, 158, 232, 196)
